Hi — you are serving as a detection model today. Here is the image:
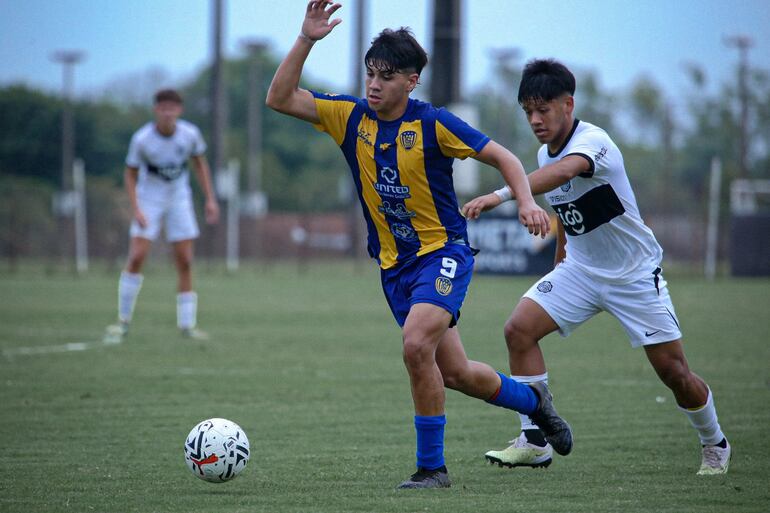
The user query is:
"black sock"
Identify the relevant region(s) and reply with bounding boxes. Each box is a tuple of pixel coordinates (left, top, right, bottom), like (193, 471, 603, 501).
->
(524, 428, 547, 447)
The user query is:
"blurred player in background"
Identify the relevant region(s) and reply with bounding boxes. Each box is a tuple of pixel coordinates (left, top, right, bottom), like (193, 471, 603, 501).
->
(266, 1, 572, 489)
(463, 59, 730, 475)
(104, 89, 219, 343)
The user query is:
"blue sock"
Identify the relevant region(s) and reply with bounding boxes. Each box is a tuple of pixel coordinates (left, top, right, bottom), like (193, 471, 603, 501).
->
(486, 372, 538, 414)
(414, 415, 446, 470)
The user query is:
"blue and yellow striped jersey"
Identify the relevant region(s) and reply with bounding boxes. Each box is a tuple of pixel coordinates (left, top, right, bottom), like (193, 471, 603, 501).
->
(312, 92, 490, 269)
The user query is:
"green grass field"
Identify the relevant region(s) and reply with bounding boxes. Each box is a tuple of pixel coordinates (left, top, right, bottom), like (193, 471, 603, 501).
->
(1, 262, 768, 513)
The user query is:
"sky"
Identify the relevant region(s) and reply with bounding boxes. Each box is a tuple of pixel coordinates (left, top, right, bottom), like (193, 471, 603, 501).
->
(1, 0, 769, 105)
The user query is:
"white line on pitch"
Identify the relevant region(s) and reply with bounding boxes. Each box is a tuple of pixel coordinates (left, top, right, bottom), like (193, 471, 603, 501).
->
(2, 340, 104, 358)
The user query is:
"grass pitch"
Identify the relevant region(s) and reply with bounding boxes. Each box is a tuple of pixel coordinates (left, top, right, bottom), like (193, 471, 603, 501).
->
(0, 261, 768, 513)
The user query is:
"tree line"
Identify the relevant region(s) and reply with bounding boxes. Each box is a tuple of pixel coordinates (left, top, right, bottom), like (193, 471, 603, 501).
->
(1, 51, 768, 260)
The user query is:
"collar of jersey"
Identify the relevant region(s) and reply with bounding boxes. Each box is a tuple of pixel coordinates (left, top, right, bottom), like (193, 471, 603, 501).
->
(547, 118, 580, 158)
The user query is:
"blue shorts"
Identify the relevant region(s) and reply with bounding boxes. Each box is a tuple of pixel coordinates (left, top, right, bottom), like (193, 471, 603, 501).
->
(380, 243, 475, 328)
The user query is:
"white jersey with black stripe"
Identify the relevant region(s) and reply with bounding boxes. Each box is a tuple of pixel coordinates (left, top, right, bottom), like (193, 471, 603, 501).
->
(126, 120, 206, 203)
(539, 119, 663, 283)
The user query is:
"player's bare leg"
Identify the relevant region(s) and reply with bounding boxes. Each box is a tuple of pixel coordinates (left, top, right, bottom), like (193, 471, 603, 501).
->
(435, 326, 509, 399)
(172, 239, 194, 293)
(644, 340, 707, 407)
(645, 340, 730, 474)
(504, 298, 559, 376)
(401, 303, 450, 415)
(396, 303, 452, 489)
(126, 236, 152, 274)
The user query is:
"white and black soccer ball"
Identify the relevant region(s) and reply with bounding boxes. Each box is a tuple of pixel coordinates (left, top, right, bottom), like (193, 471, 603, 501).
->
(184, 418, 250, 483)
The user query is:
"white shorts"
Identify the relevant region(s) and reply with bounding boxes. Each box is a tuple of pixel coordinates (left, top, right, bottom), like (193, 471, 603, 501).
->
(523, 260, 682, 347)
(130, 196, 199, 242)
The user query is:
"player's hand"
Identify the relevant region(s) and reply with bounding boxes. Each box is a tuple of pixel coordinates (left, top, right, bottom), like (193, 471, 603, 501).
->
(205, 199, 220, 225)
(301, 1, 342, 41)
(461, 193, 502, 220)
(517, 201, 550, 239)
(134, 209, 147, 228)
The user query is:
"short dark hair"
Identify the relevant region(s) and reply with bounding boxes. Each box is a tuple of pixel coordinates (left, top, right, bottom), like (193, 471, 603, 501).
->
(154, 89, 183, 105)
(518, 59, 575, 105)
(364, 27, 428, 75)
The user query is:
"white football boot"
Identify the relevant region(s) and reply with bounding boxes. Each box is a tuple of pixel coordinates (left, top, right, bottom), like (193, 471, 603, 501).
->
(485, 435, 553, 468)
(103, 321, 129, 345)
(697, 440, 731, 475)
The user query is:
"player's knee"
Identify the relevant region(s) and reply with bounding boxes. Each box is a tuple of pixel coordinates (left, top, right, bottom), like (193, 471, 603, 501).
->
(126, 254, 145, 272)
(402, 335, 434, 370)
(503, 317, 534, 352)
(175, 256, 193, 273)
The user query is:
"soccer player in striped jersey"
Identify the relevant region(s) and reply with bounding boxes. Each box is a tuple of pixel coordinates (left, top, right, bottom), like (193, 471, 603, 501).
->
(267, 1, 571, 489)
(463, 59, 730, 475)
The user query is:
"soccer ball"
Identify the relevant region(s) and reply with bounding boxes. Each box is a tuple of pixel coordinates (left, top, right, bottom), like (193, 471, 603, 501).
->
(184, 418, 250, 483)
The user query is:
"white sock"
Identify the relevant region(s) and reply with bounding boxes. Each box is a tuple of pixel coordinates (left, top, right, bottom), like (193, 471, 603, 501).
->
(177, 291, 197, 330)
(679, 388, 725, 446)
(511, 373, 549, 433)
(118, 271, 143, 323)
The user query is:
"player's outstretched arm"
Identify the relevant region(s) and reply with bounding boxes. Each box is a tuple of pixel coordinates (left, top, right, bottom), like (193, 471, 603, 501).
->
(473, 141, 550, 238)
(461, 192, 503, 220)
(266, 1, 342, 123)
(463, 154, 592, 220)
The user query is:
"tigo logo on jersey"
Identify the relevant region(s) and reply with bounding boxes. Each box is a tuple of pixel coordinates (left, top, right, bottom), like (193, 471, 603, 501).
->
(400, 131, 417, 150)
(435, 277, 453, 296)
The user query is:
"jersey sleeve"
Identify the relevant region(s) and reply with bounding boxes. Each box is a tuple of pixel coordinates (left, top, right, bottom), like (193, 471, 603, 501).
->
(191, 125, 207, 156)
(435, 108, 490, 159)
(311, 91, 359, 146)
(564, 126, 614, 178)
(125, 132, 143, 168)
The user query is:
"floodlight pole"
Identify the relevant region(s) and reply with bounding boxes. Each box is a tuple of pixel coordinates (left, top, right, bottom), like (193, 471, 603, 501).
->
(724, 35, 753, 178)
(51, 50, 85, 191)
(430, 0, 461, 108)
(210, 0, 228, 263)
(347, 0, 367, 258)
(242, 39, 268, 194)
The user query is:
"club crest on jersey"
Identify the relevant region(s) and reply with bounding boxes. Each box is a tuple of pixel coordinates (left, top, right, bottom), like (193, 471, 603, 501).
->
(400, 131, 417, 150)
(536, 281, 553, 293)
(560, 181, 572, 193)
(435, 277, 453, 296)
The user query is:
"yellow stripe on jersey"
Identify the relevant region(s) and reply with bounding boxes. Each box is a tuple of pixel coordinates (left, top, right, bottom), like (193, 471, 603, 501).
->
(435, 120, 479, 159)
(398, 121, 447, 256)
(355, 116, 399, 268)
(312, 98, 356, 145)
